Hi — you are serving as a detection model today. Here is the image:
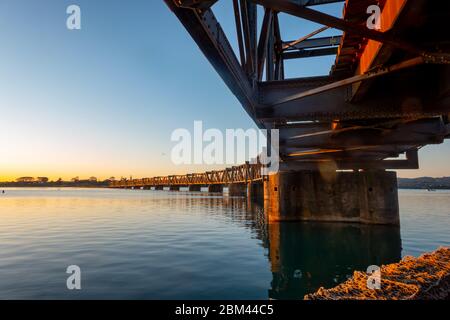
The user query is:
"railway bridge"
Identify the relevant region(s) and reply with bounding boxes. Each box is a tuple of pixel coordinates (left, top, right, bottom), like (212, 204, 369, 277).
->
(110, 162, 265, 198)
(113, 0, 450, 225)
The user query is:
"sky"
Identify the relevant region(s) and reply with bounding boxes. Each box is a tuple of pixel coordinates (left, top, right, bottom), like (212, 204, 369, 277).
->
(0, 0, 448, 181)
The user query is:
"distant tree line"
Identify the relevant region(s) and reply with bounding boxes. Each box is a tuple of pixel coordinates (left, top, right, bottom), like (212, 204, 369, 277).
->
(0, 176, 117, 188)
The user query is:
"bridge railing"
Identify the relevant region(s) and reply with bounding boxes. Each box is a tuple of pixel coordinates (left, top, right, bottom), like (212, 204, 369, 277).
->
(110, 162, 263, 188)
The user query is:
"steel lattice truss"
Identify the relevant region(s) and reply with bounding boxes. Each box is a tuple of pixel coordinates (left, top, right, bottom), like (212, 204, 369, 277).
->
(111, 162, 263, 188)
(164, 0, 450, 170)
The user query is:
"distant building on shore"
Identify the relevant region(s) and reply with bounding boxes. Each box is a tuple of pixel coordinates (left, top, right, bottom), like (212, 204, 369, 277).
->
(16, 177, 34, 183)
(89, 177, 97, 182)
(37, 177, 49, 183)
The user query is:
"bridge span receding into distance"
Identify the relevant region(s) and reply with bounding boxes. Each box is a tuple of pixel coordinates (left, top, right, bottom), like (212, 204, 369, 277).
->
(110, 162, 264, 196)
(112, 0, 450, 225)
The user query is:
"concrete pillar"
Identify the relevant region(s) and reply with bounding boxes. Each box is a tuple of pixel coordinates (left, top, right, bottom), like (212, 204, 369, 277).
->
(264, 170, 399, 225)
(169, 186, 180, 191)
(154, 185, 164, 190)
(228, 183, 247, 197)
(248, 182, 264, 202)
(188, 185, 201, 192)
(208, 184, 223, 193)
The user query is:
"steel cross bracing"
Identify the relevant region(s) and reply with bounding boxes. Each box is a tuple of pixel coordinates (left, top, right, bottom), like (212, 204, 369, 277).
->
(165, 0, 450, 170)
(110, 162, 263, 188)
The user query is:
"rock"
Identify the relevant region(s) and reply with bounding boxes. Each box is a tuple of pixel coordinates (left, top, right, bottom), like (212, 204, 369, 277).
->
(304, 247, 450, 300)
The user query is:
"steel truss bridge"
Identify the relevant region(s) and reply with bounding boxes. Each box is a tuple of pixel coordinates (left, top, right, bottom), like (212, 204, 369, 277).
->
(110, 162, 262, 188)
(113, 0, 449, 189)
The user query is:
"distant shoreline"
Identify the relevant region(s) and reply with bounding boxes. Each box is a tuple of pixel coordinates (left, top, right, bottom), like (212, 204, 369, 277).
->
(0, 182, 109, 188)
(399, 187, 450, 190)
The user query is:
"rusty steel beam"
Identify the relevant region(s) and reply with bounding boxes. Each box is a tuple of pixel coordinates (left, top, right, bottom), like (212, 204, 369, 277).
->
(164, 1, 263, 127)
(265, 13, 275, 81)
(240, 0, 254, 76)
(257, 74, 450, 122)
(247, 1, 258, 78)
(239, 0, 258, 79)
(277, 117, 448, 162)
(283, 129, 446, 150)
(250, 0, 428, 58)
(279, 149, 419, 171)
(272, 56, 425, 106)
(272, 13, 284, 81)
(283, 47, 337, 60)
(283, 35, 342, 51)
(232, 0, 246, 66)
(257, 8, 273, 81)
(281, 145, 417, 159)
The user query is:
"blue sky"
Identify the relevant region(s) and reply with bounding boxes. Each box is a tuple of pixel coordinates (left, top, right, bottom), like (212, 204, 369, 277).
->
(0, 0, 448, 180)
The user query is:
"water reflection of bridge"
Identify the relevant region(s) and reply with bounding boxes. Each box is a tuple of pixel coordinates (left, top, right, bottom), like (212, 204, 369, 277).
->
(206, 196, 401, 299)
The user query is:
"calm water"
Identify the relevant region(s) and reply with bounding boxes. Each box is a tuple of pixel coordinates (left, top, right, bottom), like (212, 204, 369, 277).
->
(0, 188, 449, 299)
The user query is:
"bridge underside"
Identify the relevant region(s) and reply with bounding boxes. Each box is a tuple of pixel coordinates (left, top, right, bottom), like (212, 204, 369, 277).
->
(140, 0, 450, 223)
(165, 0, 450, 170)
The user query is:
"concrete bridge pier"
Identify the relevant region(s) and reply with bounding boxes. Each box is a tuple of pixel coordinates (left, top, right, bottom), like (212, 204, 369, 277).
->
(248, 182, 264, 202)
(169, 186, 180, 191)
(154, 186, 164, 191)
(208, 184, 223, 193)
(228, 183, 247, 197)
(188, 185, 201, 192)
(264, 170, 399, 225)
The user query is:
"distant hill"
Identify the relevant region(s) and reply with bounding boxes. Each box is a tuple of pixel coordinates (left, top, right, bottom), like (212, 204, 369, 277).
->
(398, 177, 450, 189)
